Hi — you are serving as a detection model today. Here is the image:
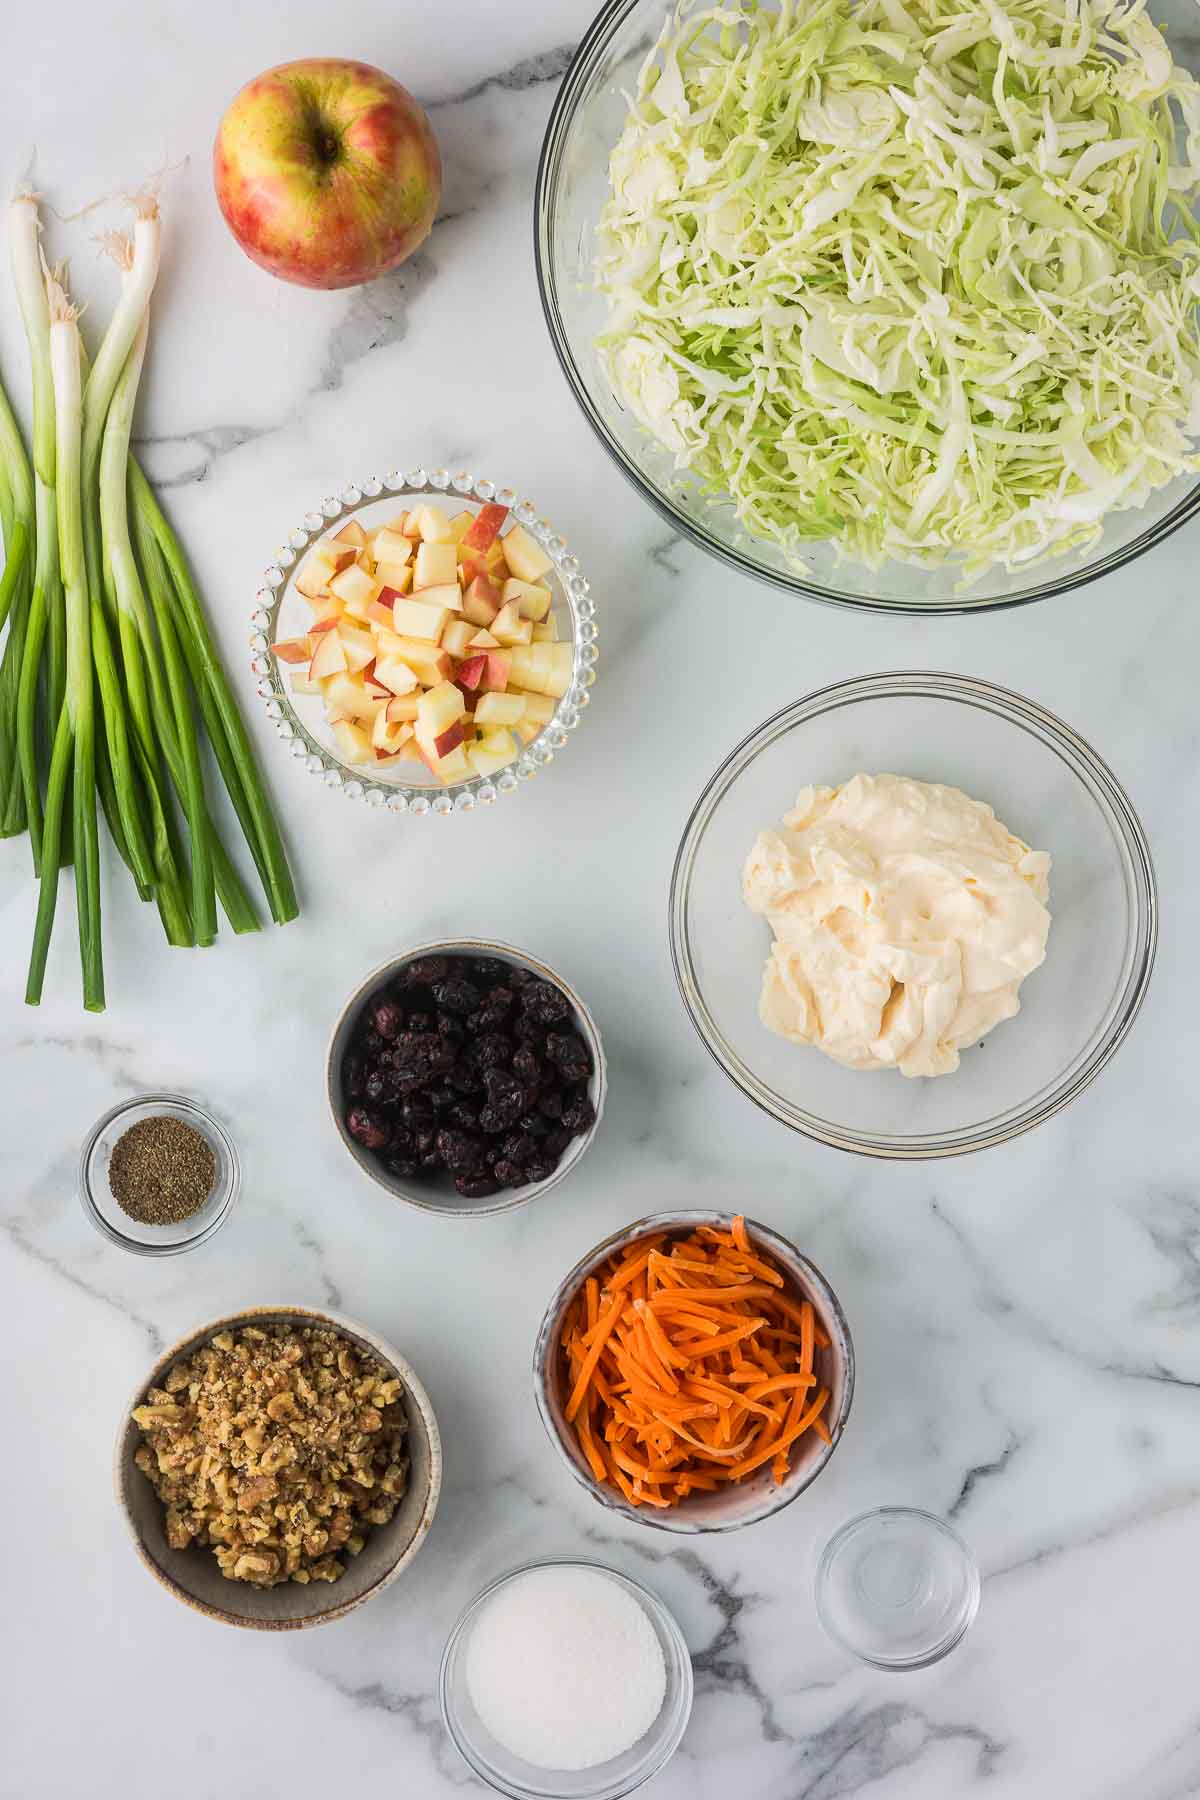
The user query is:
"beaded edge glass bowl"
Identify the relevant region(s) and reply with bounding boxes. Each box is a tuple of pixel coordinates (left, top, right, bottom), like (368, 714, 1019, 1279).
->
(250, 469, 598, 817)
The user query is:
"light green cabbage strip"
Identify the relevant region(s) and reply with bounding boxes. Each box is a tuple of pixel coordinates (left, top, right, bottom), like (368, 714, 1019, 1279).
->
(597, 0, 1200, 576)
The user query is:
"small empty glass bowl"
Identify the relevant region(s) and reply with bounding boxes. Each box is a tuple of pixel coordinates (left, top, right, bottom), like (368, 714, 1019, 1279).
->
(815, 1508, 981, 1670)
(440, 1558, 693, 1799)
(670, 671, 1157, 1159)
(250, 469, 597, 818)
(79, 1093, 239, 1255)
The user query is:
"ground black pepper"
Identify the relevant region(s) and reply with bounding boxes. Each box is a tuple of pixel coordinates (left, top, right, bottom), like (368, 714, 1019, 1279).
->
(109, 1116, 216, 1225)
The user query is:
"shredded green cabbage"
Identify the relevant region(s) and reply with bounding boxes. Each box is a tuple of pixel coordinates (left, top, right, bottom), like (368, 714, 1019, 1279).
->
(597, 0, 1200, 575)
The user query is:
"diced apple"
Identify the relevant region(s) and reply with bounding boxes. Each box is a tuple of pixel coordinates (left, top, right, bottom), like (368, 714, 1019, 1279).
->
(386, 693, 421, 723)
(308, 608, 343, 635)
(295, 543, 344, 599)
(413, 541, 458, 591)
(377, 564, 414, 595)
(468, 628, 500, 648)
(462, 574, 501, 627)
(362, 660, 391, 696)
(372, 656, 421, 696)
(309, 631, 348, 680)
(502, 577, 553, 622)
(482, 651, 512, 692)
(329, 562, 380, 609)
(366, 599, 396, 631)
(459, 502, 509, 555)
(387, 636, 454, 683)
(419, 582, 464, 616)
(492, 601, 533, 646)
(367, 528, 412, 567)
(515, 689, 555, 724)
(467, 727, 518, 779)
(322, 671, 384, 720)
(475, 691, 527, 726)
(442, 619, 477, 658)
(417, 680, 467, 738)
(455, 654, 487, 693)
(337, 622, 377, 672)
(272, 637, 311, 664)
(449, 510, 475, 545)
(514, 719, 541, 746)
(531, 615, 559, 642)
(330, 719, 372, 765)
(332, 519, 367, 550)
(290, 672, 323, 698)
(390, 597, 450, 641)
(546, 642, 574, 697)
(433, 720, 466, 757)
(372, 707, 414, 753)
(501, 523, 551, 583)
(410, 503, 453, 543)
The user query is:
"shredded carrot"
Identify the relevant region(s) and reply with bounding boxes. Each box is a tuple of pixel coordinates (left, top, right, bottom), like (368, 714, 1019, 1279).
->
(557, 1216, 837, 1509)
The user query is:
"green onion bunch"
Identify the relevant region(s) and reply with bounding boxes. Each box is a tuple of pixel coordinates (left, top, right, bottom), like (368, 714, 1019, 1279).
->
(0, 191, 297, 1011)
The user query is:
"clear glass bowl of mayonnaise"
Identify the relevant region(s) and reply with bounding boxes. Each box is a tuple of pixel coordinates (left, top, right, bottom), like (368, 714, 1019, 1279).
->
(669, 671, 1157, 1159)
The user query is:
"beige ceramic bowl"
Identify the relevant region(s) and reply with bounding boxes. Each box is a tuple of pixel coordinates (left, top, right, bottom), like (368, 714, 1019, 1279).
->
(115, 1304, 442, 1630)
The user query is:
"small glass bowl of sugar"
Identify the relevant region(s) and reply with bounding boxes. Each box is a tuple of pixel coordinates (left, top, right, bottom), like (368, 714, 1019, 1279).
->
(439, 1558, 693, 1799)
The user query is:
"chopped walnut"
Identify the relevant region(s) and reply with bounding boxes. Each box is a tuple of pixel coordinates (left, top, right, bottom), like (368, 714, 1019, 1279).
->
(132, 1323, 409, 1589)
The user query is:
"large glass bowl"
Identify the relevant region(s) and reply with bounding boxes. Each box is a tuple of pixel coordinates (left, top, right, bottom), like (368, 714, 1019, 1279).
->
(535, 0, 1200, 613)
(669, 673, 1157, 1157)
(251, 469, 597, 817)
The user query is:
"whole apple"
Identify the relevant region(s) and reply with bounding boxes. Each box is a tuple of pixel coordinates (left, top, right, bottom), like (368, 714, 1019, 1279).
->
(213, 58, 441, 289)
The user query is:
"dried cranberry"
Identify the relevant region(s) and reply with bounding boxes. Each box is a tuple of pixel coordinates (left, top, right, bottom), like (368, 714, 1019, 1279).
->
(502, 1132, 540, 1165)
(547, 1033, 590, 1082)
(493, 1160, 528, 1187)
(468, 1000, 513, 1033)
(407, 1011, 434, 1035)
(512, 1046, 541, 1083)
(484, 1066, 521, 1102)
(420, 1149, 443, 1170)
(471, 957, 508, 984)
(448, 1102, 481, 1133)
(404, 955, 449, 987)
(364, 1068, 387, 1104)
(480, 1098, 522, 1133)
(544, 1128, 572, 1159)
(525, 1160, 555, 1184)
(449, 1061, 485, 1096)
(514, 1014, 546, 1044)
(342, 1056, 366, 1100)
(346, 1108, 389, 1151)
(370, 1000, 405, 1040)
(362, 1029, 386, 1058)
(518, 1112, 550, 1137)
(507, 965, 536, 988)
(402, 1095, 435, 1130)
(414, 1126, 437, 1156)
(384, 1157, 419, 1180)
(433, 977, 481, 1016)
(538, 1090, 564, 1120)
(437, 1015, 466, 1049)
(455, 1172, 502, 1199)
(428, 1085, 456, 1113)
(437, 1128, 484, 1172)
(472, 1032, 513, 1070)
(522, 980, 570, 1025)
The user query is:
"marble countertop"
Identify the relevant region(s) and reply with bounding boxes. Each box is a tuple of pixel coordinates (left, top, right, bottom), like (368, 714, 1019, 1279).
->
(4, 4, 1200, 1796)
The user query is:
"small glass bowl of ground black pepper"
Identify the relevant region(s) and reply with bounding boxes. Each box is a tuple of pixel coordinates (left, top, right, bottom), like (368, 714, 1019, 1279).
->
(328, 941, 606, 1217)
(79, 1094, 240, 1255)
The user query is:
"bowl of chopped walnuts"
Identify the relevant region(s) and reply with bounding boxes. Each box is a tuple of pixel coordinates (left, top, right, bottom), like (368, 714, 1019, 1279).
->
(115, 1306, 442, 1629)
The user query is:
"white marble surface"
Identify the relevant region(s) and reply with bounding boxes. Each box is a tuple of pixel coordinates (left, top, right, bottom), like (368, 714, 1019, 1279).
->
(3, 4, 1200, 1796)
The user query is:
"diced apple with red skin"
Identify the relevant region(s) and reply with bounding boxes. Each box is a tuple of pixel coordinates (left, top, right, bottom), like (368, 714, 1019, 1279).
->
(361, 660, 391, 696)
(461, 575, 501, 628)
(442, 619, 477, 659)
(329, 561, 380, 610)
(372, 707, 414, 754)
(417, 680, 466, 738)
(459, 502, 509, 554)
(337, 621, 377, 672)
(390, 597, 450, 641)
(332, 519, 367, 550)
(366, 599, 396, 631)
(372, 655, 421, 696)
(308, 606, 342, 635)
(414, 541, 458, 590)
(272, 637, 311, 664)
(502, 577, 552, 622)
(501, 523, 552, 583)
(474, 691, 527, 726)
(386, 693, 422, 723)
(323, 671, 388, 720)
(331, 719, 372, 765)
(410, 503, 453, 543)
(309, 630, 348, 680)
(491, 601, 533, 646)
(480, 651, 511, 692)
(467, 726, 518, 778)
(296, 542, 350, 598)
(455, 654, 488, 693)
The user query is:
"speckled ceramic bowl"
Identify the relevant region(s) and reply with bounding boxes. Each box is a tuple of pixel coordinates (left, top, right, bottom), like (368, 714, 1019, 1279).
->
(116, 1305, 442, 1630)
(534, 1210, 854, 1533)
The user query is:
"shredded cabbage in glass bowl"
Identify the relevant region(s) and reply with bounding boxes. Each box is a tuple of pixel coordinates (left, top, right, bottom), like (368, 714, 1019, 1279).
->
(536, 0, 1200, 608)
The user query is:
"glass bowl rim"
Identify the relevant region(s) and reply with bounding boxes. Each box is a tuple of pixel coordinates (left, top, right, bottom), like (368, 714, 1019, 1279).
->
(533, 1208, 855, 1533)
(814, 1505, 982, 1670)
(250, 469, 598, 816)
(325, 937, 608, 1219)
(78, 1091, 240, 1256)
(438, 1554, 694, 1799)
(668, 669, 1158, 1160)
(533, 2, 1200, 615)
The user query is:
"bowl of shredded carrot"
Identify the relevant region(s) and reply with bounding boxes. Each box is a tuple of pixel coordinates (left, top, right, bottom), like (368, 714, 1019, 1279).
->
(534, 1211, 854, 1532)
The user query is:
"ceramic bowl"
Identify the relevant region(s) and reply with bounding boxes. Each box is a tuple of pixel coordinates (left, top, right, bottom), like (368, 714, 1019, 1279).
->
(534, 1210, 854, 1532)
(116, 1304, 442, 1629)
(327, 939, 607, 1218)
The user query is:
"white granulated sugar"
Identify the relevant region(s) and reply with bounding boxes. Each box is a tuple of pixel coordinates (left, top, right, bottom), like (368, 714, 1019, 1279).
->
(464, 1565, 669, 1771)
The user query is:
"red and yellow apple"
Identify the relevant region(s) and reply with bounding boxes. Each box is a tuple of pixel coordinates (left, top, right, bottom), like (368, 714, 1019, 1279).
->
(213, 57, 441, 289)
